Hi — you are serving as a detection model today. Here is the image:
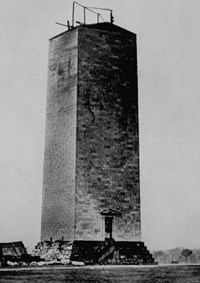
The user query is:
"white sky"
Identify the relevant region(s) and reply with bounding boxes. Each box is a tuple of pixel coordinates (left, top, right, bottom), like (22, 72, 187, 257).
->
(0, 0, 200, 252)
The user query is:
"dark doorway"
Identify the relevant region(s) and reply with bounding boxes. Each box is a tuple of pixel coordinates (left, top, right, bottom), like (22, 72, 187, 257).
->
(105, 216, 113, 239)
(100, 208, 119, 240)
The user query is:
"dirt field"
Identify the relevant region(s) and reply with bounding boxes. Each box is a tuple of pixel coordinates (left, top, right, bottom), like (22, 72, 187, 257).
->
(0, 264, 200, 282)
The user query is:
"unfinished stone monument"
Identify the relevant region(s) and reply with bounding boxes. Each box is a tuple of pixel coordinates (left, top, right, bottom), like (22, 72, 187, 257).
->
(40, 5, 154, 264)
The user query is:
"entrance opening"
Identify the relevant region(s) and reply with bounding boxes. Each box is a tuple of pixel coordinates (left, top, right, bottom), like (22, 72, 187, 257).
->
(100, 208, 119, 240)
(105, 216, 113, 239)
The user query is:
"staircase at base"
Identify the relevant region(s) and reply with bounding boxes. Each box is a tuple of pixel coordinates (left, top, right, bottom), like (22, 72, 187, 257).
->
(71, 240, 155, 265)
(116, 241, 154, 264)
(34, 240, 155, 265)
(98, 239, 115, 264)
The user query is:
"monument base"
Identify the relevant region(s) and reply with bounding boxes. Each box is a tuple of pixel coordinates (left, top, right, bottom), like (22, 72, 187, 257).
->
(34, 239, 154, 265)
(71, 239, 154, 265)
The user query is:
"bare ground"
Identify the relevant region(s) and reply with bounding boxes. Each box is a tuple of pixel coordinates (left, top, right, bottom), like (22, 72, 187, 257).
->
(0, 264, 200, 283)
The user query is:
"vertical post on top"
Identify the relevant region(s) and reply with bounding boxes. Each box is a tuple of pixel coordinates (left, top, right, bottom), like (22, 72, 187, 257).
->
(72, 1, 75, 27)
(110, 11, 114, 23)
(83, 7, 86, 24)
(97, 13, 100, 23)
(67, 20, 70, 30)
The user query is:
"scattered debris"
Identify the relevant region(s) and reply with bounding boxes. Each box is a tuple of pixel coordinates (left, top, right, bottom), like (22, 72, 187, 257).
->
(32, 240, 73, 266)
(71, 261, 85, 266)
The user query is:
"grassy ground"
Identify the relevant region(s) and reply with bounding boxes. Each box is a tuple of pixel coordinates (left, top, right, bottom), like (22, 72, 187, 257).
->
(0, 265, 200, 283)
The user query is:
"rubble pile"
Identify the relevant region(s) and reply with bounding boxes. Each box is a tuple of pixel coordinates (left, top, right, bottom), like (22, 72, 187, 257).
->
(0, 241, 86, 267)
(33, 241, 73, 265)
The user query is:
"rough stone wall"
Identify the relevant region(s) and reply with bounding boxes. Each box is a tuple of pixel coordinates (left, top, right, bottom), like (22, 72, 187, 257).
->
(41, 24, 141, 243)
(41, 29, 78, 242)
(75, 26, 141, 241)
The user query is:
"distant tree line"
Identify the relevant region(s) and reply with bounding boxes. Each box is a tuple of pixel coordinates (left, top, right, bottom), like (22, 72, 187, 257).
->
(153, 248, 200, 264)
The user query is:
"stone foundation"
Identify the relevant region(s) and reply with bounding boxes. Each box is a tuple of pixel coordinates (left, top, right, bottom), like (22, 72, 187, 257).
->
(34, 240, 154, 265)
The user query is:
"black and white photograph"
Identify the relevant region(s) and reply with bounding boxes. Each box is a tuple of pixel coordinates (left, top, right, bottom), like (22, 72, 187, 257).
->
(0, 0, 200, 282)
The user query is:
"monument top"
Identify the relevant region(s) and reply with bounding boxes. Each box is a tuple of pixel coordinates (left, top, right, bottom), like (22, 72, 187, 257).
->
(56, 1, 114, 30)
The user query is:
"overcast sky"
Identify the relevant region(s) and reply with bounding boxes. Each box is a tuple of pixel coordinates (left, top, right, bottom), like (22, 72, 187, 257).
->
(1, 0, 200, 252)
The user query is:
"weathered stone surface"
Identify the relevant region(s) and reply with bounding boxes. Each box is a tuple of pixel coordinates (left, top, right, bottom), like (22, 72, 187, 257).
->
(41, 29, 78, 242)
(75, 25, 140, 241)
(41, 23, 141, 243)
